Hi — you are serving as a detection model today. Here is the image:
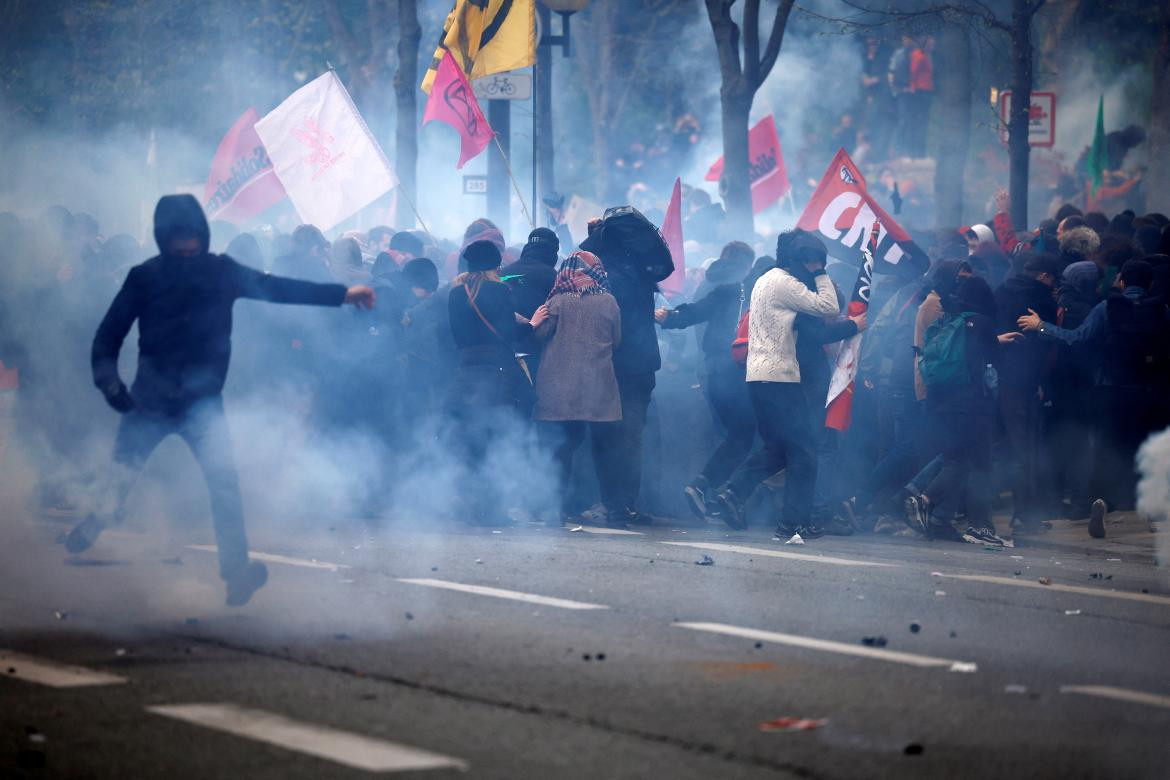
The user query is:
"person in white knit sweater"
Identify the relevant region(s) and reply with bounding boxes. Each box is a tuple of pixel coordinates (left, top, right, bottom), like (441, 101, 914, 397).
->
(711, 229, 841, 539)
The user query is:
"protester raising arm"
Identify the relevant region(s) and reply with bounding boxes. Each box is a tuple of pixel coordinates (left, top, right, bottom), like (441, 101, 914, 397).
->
(229, 257, 374, 309)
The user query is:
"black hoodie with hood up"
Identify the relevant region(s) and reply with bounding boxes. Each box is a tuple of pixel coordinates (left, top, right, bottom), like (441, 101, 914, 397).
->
(92, 195, 348, 415)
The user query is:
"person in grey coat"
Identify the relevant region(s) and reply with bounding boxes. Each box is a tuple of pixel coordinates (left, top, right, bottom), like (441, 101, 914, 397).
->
(532, 250, 622, 526)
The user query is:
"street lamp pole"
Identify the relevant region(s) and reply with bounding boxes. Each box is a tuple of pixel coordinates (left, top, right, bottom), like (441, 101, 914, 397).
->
(534, 1, 588, 228)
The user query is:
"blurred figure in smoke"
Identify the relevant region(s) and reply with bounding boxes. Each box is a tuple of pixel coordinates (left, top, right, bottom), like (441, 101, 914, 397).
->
(64, 195, 375, 606)
(447, 218, 511, 281)
(531, 251, 621, 526)
(502, 228, 561, 380)
(446, 240, 546, 526)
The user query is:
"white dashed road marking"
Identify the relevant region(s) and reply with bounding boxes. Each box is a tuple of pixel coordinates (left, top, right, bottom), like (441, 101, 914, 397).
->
(397, 578, 609, 610)
(1, 649, 127, 688)
(147, 703, 467, 772)
(1060, 685, 1170, 710)
(186, 545, 350, 572)
(675, 622, 976, 671)
(661, 541, 897, 568)
(571, 525, 645, 536)
(934, 573, 1170, 606)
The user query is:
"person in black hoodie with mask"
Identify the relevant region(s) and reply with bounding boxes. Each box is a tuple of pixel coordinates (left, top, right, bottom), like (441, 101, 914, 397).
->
(65, 195, 375, 606)
(992, 253, 1060, 534)
(501, 228, 561, 379)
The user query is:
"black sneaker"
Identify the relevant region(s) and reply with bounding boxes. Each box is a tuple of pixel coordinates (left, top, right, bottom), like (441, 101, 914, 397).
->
(713, 488, 747, 531)
(1089, 499, 1107, 539)
(605, 509, 634, 530)
(683, 483, 708, 521)
(64, 514, 106, 555)
(903, 495, 932, 539)
(961, 526, 1007, 547)
(225, 561, 268, 607)
(796, 524, 825, 540)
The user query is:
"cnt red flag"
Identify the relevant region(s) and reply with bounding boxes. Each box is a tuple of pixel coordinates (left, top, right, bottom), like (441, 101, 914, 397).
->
(824, 222, 878, 431)
(203, 108, 287, 225)
(705, 115, 791, 214)
(797, 148, 929, 275)
(659, 178, 686, 298)
(423, 50, 494, 169)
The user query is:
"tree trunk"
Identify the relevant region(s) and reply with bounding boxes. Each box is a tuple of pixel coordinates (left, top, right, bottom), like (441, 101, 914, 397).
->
(933, 23, 971, 228)
(1147, 4, 1170, 214)
(1008, 0, 1034, 229)
(394, 0, 420, 229)
(719, 90, 754, 239)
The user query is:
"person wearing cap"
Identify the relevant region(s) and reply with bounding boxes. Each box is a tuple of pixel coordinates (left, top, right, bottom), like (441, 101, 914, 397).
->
(447, 240, 548, 525)
(501, 228, 561, 379)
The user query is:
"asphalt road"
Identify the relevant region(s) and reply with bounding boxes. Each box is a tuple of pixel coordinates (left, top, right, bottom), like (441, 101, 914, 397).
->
(2, 510, 1169, 778)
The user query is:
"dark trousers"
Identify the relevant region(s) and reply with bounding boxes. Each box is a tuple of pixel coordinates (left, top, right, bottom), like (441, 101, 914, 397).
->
(105, 396, 248, 580)
(446, 362, 516, 523)
(1091, 385, 1159, 511)
(593, 372, 654, 513)
(727, 382, 818, 530)
(699, 368, 755, 487)
(924, 411, 992, 530)
(539, 420, 611, 515)
(999, 386, 1043, 521)
(855, 391, 926, 512)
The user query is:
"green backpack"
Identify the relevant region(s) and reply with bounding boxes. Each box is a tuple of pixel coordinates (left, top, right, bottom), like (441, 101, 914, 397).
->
(920, 313, 973, 390)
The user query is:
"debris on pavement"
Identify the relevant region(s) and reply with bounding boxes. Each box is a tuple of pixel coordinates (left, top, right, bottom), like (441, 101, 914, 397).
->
(948, 662, 978, 673)
(53, 610, 67, 620)
(861, 636, 888, 647)
(1064, 609, 1082, 616)
(909, 622, 921, 633)
(475, 558, 483, 564)
(405, 612, 414, 621)
(934, 590, 947, 596)
(568, 525, 585, 532)
(1004, 684, 1028, 694)
(1038, 577, 1053, 585)
(26, 726, 46, 744)
(695, 554, 715, 566)
(784, 533, 805, 545)
(754, 641, 764, 649)
(949, 631, 957, 638)
(333, 633, 351, 641)
(1089, 573, 1113, 580)
(903, 743, 924, 755)
(161, 556, 183, 565)
(758, 717, 828, 732)
(115, 648, 127, 657)
(582, 654, 592, 661)
(597, 653, 606, 661)
(184, 618, 199, 626)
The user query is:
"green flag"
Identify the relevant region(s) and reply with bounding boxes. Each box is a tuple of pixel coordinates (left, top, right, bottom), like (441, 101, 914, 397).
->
(1086, 95, 1106, 196)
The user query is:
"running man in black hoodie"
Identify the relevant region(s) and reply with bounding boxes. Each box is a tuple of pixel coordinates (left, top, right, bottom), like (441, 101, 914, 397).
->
(65, 195, 375, 606)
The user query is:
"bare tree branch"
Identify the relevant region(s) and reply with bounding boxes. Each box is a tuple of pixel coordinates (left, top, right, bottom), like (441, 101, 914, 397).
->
(757, 0, 796, 85)
(743, 0, 761, 86)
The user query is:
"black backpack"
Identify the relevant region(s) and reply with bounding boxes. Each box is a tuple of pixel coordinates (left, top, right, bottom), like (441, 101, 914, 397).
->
(580, 205, 674, 284)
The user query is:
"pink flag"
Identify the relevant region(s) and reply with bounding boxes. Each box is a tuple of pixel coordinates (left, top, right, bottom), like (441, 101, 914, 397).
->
(203, 108, 287, 224)
(423, 50, 494, 169)
(659, 178, 686, 298)
(705, 115, 791, 214)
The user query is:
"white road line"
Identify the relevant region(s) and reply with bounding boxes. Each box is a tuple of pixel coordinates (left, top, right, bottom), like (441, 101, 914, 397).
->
(397, 578, 609, 610)
(661, 541, 896, 568)
(146, 703, 467, 772)
(186, 545, 350, 572)
(935, 573, 1170, 606)
(572, 525, 644, 536)
(1, 649, 127, 688)
(1060, 685, 1170, 710)
(675, 622, 975, 671)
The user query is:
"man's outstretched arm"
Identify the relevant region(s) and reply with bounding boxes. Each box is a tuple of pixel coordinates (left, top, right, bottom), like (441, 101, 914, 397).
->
(228, 257, 374, 309)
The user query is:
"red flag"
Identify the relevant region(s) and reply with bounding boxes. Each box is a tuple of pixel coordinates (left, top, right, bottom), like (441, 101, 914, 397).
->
(705, 115, 791, 214)
(203, 108, 287, 225)
(796, 148, 929, 275)
(423, 50, 494, 169)
(659, 178, 686, 298)
(824, 222, 878, 431)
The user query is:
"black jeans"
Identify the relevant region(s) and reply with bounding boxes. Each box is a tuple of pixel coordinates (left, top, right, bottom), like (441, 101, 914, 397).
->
(726, 382, 818, 530)
(855, 390, 926, 512)
(592, 372, 655, 514)
(699, 367, 756, 487)
(924, 410, 992, 530)
(1091, 384, 1159, 511)
(104, 396, 248, 580)
(539, 420, 612, 515)
(998, 386, 1043, 521)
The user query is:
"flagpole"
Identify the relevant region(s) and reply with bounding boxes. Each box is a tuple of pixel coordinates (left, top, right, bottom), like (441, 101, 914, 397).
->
(492, 135, 534, 229)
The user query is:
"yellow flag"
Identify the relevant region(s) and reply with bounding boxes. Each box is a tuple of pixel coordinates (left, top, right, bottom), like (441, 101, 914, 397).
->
(421, 0, 535, 94)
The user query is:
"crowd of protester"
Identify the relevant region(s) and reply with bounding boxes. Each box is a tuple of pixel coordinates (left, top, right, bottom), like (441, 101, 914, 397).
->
(2, 183, 1169, 587)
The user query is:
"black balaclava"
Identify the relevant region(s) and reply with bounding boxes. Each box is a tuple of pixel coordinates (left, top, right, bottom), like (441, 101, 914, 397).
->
(153, 194, 210, 256)
(519, 227, 560, 267)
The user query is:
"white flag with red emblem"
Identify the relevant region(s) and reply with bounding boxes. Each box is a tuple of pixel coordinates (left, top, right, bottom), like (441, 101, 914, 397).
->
(255, 71, 396, 232)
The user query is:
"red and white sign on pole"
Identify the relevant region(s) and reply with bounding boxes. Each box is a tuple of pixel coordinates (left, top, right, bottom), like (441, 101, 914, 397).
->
(998, 91, 1056, 148)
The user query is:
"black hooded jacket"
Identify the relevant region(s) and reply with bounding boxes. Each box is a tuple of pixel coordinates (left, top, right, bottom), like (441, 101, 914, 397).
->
(993, 274, 1058, 391)
(92, 195, 348, 414)
(501, 241, 558, 358)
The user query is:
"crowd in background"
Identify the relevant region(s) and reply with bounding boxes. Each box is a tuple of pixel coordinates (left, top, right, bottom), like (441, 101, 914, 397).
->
(2, 180, 1169, 550)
